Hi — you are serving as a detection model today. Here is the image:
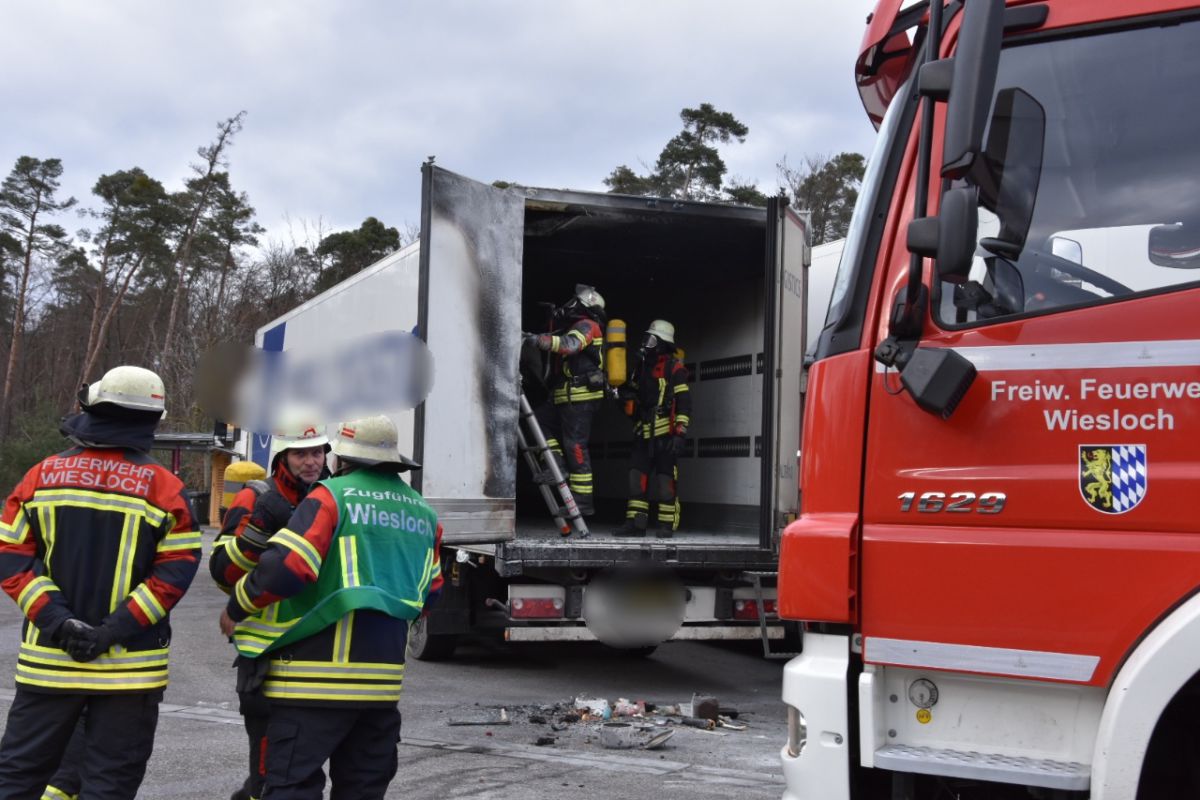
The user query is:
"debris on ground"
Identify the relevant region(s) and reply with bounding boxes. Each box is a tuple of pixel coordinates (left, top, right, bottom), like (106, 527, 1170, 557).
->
(600, 722, 675, 750)
(445, 692, 750, 752)
(447, 708, 510, 726)
(691, 694, 719, 721)
(573, 697, 612, 719)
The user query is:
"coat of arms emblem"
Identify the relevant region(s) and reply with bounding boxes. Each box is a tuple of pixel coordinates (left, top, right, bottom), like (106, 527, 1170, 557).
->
(1079, 445, 1147, 514)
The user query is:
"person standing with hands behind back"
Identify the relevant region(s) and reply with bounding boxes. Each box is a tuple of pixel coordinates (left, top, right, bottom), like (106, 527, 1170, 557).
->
(0, 366, 201, 800)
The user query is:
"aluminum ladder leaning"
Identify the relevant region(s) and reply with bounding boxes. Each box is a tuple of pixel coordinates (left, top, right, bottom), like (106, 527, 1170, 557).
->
(517, 390, 589, 538)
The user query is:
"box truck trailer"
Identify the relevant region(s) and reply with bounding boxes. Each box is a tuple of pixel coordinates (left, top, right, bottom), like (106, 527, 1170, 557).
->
(253, 164, 838, 659)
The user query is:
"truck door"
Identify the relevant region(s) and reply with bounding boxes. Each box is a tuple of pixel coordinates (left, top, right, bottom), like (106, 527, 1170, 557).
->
(762, 199, 811, 549)
(860, 17, 1200, 690)
(417, 164, 525, 544)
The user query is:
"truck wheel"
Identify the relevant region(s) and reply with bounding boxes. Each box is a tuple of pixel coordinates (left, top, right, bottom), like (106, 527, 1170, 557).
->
(407, 617, 459, 661)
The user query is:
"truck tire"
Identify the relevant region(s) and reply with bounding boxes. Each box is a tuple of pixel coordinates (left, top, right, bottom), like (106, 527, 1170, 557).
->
(407, 616, 459, 661)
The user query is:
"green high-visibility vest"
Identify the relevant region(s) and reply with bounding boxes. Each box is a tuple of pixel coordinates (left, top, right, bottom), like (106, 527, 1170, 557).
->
(233, 469, 439, 658)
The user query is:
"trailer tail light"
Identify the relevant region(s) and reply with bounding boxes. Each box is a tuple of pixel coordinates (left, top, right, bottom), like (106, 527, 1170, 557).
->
(508, 586, 567, 619)
(510, 597, 564, 618)
(733, 598, 778, 620)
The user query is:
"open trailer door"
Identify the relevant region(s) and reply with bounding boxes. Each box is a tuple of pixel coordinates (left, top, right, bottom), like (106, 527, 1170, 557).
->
(416, 163, 525, 544)
(761, 199, 811, 550)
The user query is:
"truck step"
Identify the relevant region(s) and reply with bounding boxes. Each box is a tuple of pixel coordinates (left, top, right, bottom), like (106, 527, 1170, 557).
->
(873, 744, 1089, 791)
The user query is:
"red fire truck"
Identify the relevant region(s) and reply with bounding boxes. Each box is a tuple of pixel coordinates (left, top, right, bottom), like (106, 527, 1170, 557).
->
(778, 1, 1200, 797)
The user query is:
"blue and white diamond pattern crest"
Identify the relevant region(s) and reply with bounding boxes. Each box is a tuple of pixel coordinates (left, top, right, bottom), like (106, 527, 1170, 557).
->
(1110, 445, 1147, 513)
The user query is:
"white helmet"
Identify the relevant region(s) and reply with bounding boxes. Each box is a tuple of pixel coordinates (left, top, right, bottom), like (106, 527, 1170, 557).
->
(268, 408, 330, 467)
(575, 284, 605, 312)
(646, 319, 675, 345)
(561, 284, 606, 323)
(82, 365, 166, 418)
(331, 415, 421, 471)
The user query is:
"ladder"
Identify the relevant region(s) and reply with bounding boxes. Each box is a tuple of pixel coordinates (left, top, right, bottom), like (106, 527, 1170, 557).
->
(517, 391, 589, 538)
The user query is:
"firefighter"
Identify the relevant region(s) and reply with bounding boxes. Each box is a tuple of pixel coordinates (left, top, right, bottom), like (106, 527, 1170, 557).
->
(209, 415, 330, 800)
(218, 459, 267, 528)
(219, 415, 442, 800)
(525, 284, 607, 517)
(618, 320, 691, 537)
(0, 365, 201, 800)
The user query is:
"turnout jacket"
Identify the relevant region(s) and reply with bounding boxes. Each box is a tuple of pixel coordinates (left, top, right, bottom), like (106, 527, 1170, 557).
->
(0, 445, 200, 693)
(209, 461, 307, 590)
(548, 318, 605, 404)
(226, 468, 443, 707)
(630, 353, 691, 439)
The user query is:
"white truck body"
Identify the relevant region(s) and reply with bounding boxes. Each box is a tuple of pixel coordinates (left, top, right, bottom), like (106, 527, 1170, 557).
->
(252, 165, 841, 652)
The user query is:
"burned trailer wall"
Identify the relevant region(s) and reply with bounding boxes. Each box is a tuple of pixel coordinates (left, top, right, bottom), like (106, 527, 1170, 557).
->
(418, 166, 525, 542)
(517, 191, 767, 537)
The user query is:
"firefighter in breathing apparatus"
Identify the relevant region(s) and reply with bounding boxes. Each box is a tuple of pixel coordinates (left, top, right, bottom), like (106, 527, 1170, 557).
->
(0, 366, 201, 800)
(219, 415, 443, 799)
(618, 320, 691, 537)
(209, 413, 330, 800)
(525, 284, 607, 517)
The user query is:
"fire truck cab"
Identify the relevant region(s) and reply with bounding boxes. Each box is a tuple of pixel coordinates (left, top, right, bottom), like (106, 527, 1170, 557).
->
(778, 1, 1200, 797)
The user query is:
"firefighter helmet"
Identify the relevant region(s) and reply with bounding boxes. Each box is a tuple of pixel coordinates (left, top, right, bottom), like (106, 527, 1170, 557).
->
(268, 408, 330, 468)
(80, 365, 167, 419)
(563, 284, 606, 323)
(646, 319, 675, 345)
(331, 414, 421, 471)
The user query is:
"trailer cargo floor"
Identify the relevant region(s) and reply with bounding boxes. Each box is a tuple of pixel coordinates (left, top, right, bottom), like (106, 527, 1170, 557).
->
(454, 517, 774, 575)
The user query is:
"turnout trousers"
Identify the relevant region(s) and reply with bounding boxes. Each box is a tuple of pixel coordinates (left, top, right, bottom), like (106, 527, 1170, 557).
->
(41, 717, 85, 800)
(236, 689, 270, 800)
(534, 399, 600, 515)
(261, 704, 401, 800)
(625, 437, 679, 531)
(0, 688, 160, 800)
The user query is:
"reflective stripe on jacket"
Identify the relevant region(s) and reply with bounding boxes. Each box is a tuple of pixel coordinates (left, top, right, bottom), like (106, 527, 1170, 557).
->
(631, 355, 691, 439)
(0, 447, 200, 694)
(227, 467, 443, 706)
(549, 319, 605, 404)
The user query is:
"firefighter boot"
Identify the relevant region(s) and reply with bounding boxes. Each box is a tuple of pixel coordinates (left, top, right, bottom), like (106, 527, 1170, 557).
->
(616, 512, 648, 537)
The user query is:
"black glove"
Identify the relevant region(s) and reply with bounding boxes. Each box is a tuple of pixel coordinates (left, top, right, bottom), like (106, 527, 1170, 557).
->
(246, 492, 295, 542)
(61, 620, 117, 663)
(670, 434, 688, 457)
(56, 618, 90, 648)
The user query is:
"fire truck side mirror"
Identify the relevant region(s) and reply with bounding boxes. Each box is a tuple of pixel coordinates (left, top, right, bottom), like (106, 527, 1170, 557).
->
(907, 187, 979, 283)
(941, 0, 1006, 179)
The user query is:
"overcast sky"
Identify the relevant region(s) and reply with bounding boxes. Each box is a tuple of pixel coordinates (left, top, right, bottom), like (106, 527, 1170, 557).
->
(2, 1, 879, 249)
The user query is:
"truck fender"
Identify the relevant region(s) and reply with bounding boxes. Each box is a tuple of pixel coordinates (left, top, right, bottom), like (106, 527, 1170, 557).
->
(1090, 590, 1200, 798)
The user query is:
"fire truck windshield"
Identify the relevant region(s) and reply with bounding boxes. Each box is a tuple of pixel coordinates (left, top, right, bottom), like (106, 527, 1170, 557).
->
(936, 15, 1200, 327)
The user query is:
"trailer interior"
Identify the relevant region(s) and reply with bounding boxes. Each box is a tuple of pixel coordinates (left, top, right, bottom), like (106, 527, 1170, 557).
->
(510, 188, 778, 568)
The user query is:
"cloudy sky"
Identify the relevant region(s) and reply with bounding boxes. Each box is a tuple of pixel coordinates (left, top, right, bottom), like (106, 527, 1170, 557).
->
(2, 1, 879, 248)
